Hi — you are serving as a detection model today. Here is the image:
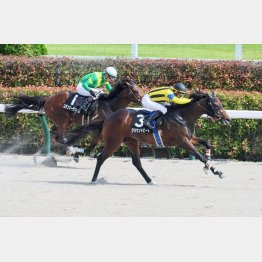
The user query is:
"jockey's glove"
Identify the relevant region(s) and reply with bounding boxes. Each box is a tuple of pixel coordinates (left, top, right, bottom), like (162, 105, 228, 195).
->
(89, 89, 97, 97)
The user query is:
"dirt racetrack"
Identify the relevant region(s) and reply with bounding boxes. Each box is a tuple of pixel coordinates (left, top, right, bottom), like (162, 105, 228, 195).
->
(0, 153, 261, 217)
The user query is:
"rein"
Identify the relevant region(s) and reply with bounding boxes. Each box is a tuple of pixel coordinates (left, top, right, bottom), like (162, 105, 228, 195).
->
(128, 87, 138, 100)
(115, 83, 139, 101)
(195, 97, 219, 119)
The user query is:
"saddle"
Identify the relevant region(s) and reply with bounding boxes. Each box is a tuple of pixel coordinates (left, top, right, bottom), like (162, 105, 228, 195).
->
(63, 93, 97, 116)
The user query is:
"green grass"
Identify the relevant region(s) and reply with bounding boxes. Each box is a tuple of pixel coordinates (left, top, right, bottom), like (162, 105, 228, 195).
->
(45, 44, 262, 60)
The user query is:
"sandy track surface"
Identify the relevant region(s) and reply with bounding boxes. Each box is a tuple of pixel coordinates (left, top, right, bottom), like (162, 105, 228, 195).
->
(0, 154, 261, 216)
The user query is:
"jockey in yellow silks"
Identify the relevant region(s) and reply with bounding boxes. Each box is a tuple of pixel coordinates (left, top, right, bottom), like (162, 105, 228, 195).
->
(142, 83, 192, 129)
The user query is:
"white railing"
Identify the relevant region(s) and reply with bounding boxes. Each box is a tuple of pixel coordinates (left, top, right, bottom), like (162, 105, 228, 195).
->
(130, 44, 243, 60)
(1, 104, 262, 119)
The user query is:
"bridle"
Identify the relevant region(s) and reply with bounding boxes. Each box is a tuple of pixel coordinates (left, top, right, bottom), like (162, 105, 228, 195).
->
(125, 82, 141, 101)
(196, 94, 225, 120)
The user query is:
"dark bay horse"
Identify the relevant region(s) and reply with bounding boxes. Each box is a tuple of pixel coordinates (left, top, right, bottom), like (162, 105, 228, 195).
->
(5, 79, 144, 156)
(67, 91, 231, 184)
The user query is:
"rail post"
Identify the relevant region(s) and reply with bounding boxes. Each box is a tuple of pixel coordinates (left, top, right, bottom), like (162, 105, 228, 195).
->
(38, 112, 51, 155)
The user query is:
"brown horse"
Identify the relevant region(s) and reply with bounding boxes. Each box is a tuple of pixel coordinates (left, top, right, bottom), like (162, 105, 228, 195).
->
(67, 91, 231, 184)
(5, 79, 144, 157)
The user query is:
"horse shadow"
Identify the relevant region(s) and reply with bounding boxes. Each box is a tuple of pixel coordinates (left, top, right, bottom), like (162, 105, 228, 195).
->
(33, 179, 210, 188)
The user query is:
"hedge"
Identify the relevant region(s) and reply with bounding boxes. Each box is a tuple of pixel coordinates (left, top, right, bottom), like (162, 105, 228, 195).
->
(0, 45, 47, 56)
(0, 56, 262, 92)
(0, 87, 261, 161)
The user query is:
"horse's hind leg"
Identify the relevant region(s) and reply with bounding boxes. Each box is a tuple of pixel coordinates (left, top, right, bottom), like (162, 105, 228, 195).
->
(124, 138, 153, 184)
(86, 135, 101, 157)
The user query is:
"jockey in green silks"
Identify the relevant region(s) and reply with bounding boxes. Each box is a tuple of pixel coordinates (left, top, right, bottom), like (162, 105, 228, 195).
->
(76, 66, 117, 98)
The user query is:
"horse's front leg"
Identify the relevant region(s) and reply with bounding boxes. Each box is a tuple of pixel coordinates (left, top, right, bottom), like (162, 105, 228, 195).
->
(124, 138, 154, 184)
(181, 138, 224, 179)
(190, 136, 211, 160)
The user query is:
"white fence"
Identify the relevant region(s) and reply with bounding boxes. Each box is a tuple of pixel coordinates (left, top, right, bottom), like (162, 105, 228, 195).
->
(1, 104, 262, 119)
(131, 44, 244, 60)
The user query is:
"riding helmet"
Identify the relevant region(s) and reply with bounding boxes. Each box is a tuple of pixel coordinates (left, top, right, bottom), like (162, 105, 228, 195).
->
(173, 83, 187, 93)
(105, 67, 117, 78)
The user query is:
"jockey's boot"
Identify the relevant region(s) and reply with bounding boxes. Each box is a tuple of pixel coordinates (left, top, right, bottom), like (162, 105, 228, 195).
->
(144, 110, 163, 129)
(77, 100, 90, 115)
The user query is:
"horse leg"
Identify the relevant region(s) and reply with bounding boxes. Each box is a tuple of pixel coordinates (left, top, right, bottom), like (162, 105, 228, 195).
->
(51, 122, 82, 161)
(91, 139, 123, 183)
(86, 135, 101, 157)
(180, 138, 224, 179)
(124, 138, 153, 184)
(55, 125, 70, 144)
(190, 136, 212, 160)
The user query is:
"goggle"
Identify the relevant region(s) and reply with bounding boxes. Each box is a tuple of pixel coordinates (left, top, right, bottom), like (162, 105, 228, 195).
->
(175, 91, 187, 97)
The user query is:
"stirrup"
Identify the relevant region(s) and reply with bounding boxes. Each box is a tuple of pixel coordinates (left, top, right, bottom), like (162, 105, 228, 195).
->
(144, 119, 155, 129)
(78, 102, 89, 115)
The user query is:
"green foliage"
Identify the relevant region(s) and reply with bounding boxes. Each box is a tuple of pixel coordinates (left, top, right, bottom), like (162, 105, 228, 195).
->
(0, 56, 262, 91)
(185, 91, 262, 161)
(0, 44, 47, 56)
(194, 118, 262, 161)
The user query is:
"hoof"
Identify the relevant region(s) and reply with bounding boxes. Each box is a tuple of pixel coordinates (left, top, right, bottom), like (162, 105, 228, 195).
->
(203, 167, 209, 175)
(74, 156, 79, 163)
(148, 180, 157, 185)
(218, 172, 225, 179)
(210, 167, 224, 179)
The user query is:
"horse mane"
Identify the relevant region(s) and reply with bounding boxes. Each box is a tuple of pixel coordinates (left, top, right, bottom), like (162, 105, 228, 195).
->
(189, 91, 208, 102)
(166, 91, 208, 111)
(98, 79, 133, 101)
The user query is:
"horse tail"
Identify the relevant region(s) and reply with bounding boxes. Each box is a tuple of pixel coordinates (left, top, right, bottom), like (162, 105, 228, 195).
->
(64, 120, 104, 145)
(4, 95, 48, 117)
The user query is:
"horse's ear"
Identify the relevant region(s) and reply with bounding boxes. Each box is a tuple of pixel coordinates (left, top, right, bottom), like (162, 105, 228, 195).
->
(125, 80, 132, 88)
(208, 91, 216, 98)
(211, 90, 216, 97)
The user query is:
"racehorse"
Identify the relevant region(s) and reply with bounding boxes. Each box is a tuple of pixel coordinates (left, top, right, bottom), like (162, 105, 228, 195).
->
(66, 91, 231, 184)
(4, 79, 144, 158)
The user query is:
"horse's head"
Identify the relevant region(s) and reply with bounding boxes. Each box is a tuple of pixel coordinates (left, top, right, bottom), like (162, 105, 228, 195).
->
(206, 92, 231, 125)
(118, 79, 144, 102)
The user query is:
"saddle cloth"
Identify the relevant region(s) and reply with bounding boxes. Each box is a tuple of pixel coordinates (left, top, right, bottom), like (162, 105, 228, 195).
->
(131, 109, 162, 132)
(63, 93, 93, 114)
(131, 109, 164, 147)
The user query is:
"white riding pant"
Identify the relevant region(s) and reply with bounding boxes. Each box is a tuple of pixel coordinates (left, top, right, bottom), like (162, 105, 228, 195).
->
(141, 94, 167, 114)
(76, 82, 92, 96)
(76, 82, 104, 97)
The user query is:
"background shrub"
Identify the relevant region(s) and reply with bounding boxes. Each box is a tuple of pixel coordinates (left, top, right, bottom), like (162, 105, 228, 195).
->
(0, 44, 47, 57)
(0, 56, 262, 91)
